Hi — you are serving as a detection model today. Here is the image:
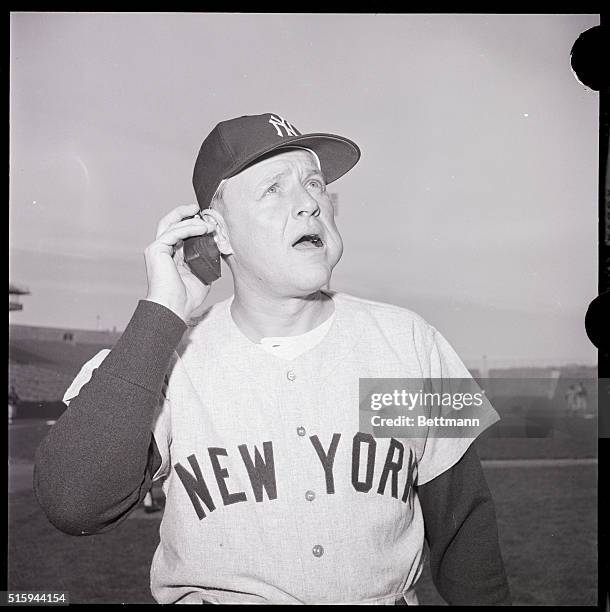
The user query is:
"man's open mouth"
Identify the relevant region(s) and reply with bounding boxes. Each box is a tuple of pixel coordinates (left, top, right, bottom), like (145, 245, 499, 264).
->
(292, 234, 325, 249)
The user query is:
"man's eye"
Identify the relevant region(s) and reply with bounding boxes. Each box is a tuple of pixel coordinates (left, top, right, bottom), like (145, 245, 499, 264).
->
(265, 184, 279, 195)
(307, 179, 325, 191)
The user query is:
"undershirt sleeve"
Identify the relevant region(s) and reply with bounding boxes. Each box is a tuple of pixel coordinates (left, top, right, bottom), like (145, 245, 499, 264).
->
(33, 300, 186, 536)
(417, 444, 512, 605)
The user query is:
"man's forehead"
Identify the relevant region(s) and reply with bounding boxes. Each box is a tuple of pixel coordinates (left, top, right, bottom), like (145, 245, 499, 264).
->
(236, 149, 321, 182)
(252, 149, 319, 174)
(217, 148, 323, 202)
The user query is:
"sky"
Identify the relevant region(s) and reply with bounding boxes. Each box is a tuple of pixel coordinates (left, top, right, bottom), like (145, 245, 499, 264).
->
(9, 13, 599, 368)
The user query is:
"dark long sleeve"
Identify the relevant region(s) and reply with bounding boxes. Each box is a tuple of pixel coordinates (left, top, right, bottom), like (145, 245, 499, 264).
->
(33, 300, 186, 536)
(417, 444, 512, 605)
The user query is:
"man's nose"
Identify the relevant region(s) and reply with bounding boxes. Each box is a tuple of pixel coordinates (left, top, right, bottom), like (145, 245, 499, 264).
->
(293, 185, 320, 218)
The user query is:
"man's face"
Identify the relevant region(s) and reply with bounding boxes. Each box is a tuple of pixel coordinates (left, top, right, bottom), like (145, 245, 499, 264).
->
(218, 149, 343, 297)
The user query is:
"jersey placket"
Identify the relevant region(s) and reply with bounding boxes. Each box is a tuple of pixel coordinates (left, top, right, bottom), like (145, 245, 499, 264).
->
(276, 356, 336, 601)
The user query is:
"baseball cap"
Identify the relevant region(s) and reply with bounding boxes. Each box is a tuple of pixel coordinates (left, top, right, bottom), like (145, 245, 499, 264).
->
(192, 113, 361, 209)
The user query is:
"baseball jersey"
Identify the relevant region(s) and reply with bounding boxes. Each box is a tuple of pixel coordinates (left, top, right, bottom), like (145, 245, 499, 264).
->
(64, 291, 499, 605)
(258, 310, 335, 360)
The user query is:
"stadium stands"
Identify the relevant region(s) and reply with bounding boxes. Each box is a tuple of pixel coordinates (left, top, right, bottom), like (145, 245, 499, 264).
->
(9, 324, 118, 415)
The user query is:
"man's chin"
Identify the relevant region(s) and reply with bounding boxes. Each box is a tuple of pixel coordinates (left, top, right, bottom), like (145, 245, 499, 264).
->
(290, 270, 333, 296)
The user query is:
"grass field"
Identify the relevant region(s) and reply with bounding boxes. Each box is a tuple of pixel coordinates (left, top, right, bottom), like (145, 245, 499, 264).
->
(8, 421, 598, 605)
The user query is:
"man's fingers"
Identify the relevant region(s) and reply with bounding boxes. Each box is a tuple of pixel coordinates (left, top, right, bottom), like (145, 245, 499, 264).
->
(160, 217, 213, 239)
(156, 222, 214, 249)
(173, 244, 195, 275)
(173, 243, 185, 267)
(156, 204, 201, 238)
(146, 222, 213, 260)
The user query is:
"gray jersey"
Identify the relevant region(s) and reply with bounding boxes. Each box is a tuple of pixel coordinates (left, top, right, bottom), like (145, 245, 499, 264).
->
(65, 292, 499, 605)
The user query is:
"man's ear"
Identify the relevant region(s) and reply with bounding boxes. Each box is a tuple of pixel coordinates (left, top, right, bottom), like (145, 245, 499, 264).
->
(200, 208, 233, 255)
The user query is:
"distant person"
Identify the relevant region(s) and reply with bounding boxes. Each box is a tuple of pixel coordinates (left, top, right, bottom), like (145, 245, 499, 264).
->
(8, 384, 19, 425)
(565, 384, 578, 416)
(575, 382, 588, 414)
(34, 113, 510, 605)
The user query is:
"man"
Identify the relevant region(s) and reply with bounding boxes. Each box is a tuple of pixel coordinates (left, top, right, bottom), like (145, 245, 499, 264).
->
(34, 113, 511, 605)
(565, 384, 578, 416)
(8, 384, 19, 424)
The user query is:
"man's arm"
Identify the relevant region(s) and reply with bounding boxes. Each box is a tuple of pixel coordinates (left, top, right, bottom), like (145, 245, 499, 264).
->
(34, 203, 215, 536)
(416, 444, 512, 605)
(33, 300, 185, 536)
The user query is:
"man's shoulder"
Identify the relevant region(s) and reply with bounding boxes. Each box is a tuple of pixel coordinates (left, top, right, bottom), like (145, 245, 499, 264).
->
(189, 297, 232, 326)
(178, 297, 233, 347)
(332, 292, 433, 331)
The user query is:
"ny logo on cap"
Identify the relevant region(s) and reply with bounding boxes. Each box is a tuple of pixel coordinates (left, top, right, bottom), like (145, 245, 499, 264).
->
(268, 114, 298, 137)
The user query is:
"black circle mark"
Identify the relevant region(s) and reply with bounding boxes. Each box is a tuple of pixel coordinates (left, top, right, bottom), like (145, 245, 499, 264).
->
(585, 290, 610, 350)
(570, 25, 610, 92)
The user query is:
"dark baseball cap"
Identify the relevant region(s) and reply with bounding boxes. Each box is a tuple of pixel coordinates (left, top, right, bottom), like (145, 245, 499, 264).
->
(192, 113, 361, 209)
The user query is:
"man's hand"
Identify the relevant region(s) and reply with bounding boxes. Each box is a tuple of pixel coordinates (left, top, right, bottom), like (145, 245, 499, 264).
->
(144, 203, 216, 323)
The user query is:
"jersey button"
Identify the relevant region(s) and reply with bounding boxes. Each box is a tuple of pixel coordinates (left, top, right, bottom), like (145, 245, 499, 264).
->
(296, 426, 306, 437)
(312, 544, 324, 558)
(286, 370, 296, 381)
(305, 490, 316, 502)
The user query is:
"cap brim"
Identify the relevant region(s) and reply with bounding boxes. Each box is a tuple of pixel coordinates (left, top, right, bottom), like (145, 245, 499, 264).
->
(222, 133, 361, 185)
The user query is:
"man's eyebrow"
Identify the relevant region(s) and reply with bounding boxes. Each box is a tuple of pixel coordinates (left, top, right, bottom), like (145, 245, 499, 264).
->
(304, 168, 327, 182)
(307, 168, 326, 178)
(255, 170, 290, 189)
(254, 166, 325, 190)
